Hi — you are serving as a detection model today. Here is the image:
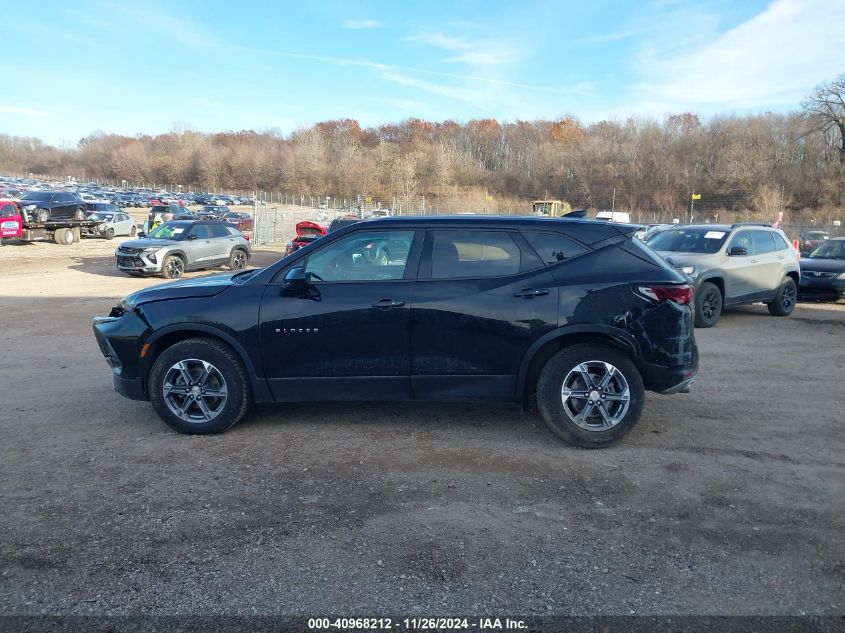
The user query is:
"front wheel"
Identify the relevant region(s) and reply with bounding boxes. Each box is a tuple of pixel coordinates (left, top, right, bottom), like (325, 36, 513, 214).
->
(161, 254, 185, 279)
(228, 249, 248, 270)
(536, 343, 645, 448)
(148, 337, 251, 434)
(130, 226, 137, 236)
(694, 281, 722, 328)
(105, 228, 115, 240)
(767, 277, 797, 316)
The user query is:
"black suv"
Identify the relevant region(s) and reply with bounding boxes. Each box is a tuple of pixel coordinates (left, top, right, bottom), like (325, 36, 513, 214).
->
(19, 190, 86, 223)
(93, 217, 698, 448)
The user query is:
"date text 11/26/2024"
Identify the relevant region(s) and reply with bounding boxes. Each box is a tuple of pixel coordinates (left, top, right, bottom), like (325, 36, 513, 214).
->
(308, 617, 527, 630)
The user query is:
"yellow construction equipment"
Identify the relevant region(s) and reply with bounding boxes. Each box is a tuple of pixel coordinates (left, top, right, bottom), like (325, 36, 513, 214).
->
(531, 199, 571, 217)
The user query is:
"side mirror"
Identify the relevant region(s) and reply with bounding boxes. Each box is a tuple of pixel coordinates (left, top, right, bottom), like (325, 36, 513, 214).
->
(284, 267, 307, 287)
(186, 234, 197, 240)
(728, 246, 748, 256)
(137, 231, 146, 238)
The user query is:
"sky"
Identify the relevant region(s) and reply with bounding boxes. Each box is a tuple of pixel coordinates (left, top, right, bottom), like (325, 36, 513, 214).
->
(2, 0, 844, 146)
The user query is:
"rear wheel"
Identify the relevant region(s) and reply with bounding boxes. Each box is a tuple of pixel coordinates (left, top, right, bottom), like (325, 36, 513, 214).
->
(54, 227, 75, 245)
(694, 281, 722, 328)
(536, 343, 645, 448)
(767, 277, 797, 316)
(148, 338, 251, 434)
(228, 249, 248, 270)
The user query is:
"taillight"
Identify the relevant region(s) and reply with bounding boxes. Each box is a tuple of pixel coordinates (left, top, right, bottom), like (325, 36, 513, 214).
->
(637, 284, 692, 305)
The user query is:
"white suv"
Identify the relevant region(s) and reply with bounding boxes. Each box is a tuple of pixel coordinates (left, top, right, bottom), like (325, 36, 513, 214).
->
(648, 223, 800, 327)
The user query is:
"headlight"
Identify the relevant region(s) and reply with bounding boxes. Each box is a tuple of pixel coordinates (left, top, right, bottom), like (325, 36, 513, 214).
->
(141, 247, 159, 253)
(23, 203, 36, 211)
(679, 266, 696, 276)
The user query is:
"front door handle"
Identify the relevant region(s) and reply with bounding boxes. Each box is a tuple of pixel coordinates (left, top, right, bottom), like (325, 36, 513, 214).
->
(750, 259, 758, 263)
(513, 288, 549, 298)
(372, 298, 406, 309)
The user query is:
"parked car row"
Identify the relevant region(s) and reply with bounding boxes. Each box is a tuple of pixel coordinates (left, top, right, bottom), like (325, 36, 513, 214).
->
(0, 175, 253, 211)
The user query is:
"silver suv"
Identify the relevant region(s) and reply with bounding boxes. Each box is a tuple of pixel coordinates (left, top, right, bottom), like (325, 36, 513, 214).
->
(115, 220, 251, 279)
(648, 223, 800, 327)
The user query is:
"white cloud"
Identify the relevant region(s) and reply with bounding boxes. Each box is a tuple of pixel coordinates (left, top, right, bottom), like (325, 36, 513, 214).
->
(405, 32, 522, 66)
(0, 105, 48, 117)
(632, 0, 845, 111)
(343, 19, 382, 30)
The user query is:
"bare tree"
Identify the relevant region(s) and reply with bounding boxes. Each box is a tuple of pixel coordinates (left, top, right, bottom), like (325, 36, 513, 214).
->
(802, 73, 845, 163)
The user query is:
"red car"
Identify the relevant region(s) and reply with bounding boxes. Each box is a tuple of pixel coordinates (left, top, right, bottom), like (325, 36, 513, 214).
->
(0, 198, 23, 243)
(224, 211, 253, 232)
(285, 220, 327, 255)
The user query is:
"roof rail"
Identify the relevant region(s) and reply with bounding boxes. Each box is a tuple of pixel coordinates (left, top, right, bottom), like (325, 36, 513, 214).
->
(730, 222, 772, 228)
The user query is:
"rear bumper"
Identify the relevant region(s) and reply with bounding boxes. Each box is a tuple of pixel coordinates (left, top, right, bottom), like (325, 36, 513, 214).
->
(637, 358, 698, 394)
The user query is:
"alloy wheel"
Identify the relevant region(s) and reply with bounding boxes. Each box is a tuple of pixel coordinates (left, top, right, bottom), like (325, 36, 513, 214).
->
(560, 361, 631, 431)
(166, 258, 184, 278)
(701, 288, 720, 323)
(232, 251, 247, 268)
(162, 359, 228, 423)
(782, 283, 796, 310)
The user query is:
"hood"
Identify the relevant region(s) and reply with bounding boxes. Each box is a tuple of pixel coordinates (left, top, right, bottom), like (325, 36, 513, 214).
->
(122, 272, 237, 309)
(800, 257, 845, 273)
(119, 238, 177, 249)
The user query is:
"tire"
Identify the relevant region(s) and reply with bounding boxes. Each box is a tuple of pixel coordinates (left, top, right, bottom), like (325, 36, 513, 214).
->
(130, 226, 137, 237)
(74, 208, 86, 221)
(35, 208, 50, 223)
(54, 227, 75, 245)
(694, 281, 722, 328)
(106, 228, 115, 240)
(536, 343, 645, 448)
(148, 337, 251, 435)
(376, 249, 389, 266)
(767, 277, 797, 316)
(161, 254, 185, 279)
(228, 248, 248, 270)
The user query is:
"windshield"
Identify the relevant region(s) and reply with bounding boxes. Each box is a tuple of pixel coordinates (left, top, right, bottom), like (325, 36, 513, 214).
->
(648, 227, 729, 254)
(806, 232, 828, 240)
(89, 213, 114, 221)
(147, 222, 187, 240)
(808, 240, 845, 259)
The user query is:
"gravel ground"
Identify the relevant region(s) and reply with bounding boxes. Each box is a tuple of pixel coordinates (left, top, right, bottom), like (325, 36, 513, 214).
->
(0, 238, 843, 617)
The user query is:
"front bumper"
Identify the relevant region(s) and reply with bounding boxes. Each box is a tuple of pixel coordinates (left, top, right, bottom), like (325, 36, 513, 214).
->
(115, 250, 162, 274)
(93, 311, 151, 401)
(799, 276, 845, 298)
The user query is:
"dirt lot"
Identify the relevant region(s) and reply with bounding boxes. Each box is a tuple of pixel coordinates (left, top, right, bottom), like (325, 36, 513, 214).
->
(0, 237, 843, 617)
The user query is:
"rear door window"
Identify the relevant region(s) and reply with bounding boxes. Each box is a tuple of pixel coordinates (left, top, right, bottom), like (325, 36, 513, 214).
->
(752, 231, 777, 254)
(210, 223, 229, 238)
(430, 230, 521, 279)
(190, 224, 212, 239)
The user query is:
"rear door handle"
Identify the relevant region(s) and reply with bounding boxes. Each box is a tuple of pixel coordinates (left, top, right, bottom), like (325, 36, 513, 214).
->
(372, 298, 406, 309)
(513, 288, 550, 298)
(750, 259, 758, 263)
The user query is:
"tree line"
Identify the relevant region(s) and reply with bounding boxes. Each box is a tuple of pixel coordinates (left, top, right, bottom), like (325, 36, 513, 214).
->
(2, 75, 844, 220)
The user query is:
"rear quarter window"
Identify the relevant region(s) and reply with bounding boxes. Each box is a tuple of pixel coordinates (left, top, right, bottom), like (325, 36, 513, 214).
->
(522, 230, 588, 265)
